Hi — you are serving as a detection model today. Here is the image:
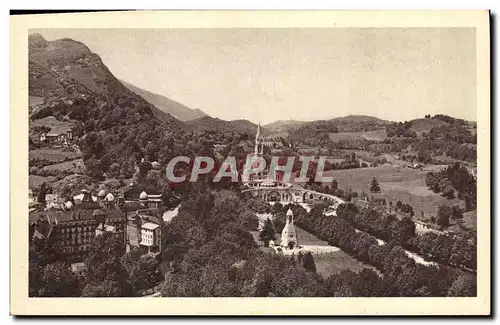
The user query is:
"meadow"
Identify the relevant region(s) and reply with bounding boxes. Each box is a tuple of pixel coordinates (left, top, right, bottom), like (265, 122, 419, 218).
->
(314, 251, 379, 278)
(323, 164, 462, 218)
(44, 158, 85, 174)
(29, 96, 45, 106)
(30, 116, 74, 129)
(295, 227, 378, 278)
(256, 225, 376, 278)
(30, 148, 81, 164)
(29, 175, 56, 190)
(328, 130, 388, 142)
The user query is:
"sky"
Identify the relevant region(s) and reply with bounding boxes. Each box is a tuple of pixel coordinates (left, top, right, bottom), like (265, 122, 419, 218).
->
(32, 28, 476, 124)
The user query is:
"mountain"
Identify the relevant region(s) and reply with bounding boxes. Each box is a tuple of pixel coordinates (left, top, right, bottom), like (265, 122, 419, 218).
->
(229, 119, 264, 135)
(185, 116, 263, 136)
(29, 33, 125, 97)
(28, 33, 180, 126)
(28, 33, 186, 180)
(263, 120, 305, 135)
(121, 80, 206, 121)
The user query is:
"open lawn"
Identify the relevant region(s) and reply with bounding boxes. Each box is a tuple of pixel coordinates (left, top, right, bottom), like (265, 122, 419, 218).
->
(30, 148, 81, 164)
(462, 210, 477, 230)
(253, 225, 375, 279)
(44, 158, 85, 174)
(328, 130, 387, 142)
(295, 227, 377, 278)
(315, 251, 379, 278)
(29, 175, 56, 190)
(29, 96, 45, 106)
(324, 164, 460, 217)
(31, 116, 74, 129)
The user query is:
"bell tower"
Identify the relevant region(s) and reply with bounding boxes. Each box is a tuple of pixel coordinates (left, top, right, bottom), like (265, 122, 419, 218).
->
(254, 122, 263, 156)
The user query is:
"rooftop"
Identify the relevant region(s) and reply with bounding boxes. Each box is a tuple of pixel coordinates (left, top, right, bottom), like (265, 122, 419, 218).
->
(46, 126, 72, 136)
(142, 222, 160, 230)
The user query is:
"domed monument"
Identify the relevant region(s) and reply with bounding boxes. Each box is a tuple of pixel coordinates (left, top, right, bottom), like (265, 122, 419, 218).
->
(281, 208, 298, 250)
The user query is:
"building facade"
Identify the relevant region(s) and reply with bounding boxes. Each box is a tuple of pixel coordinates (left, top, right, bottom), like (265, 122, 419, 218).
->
(29, 189, 126, 261)
(280, 208, 299, 249)
(123, 191, 164, 254)
(40, 127, 73, 146)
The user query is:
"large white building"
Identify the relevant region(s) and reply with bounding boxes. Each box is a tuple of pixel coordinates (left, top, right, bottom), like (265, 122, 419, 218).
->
(140, 222, 161, 253)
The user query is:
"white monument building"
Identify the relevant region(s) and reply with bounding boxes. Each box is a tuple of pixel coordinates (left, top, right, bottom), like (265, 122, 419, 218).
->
(281, 208, 299, 249)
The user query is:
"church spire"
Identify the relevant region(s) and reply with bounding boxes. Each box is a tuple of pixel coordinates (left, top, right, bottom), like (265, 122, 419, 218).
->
(254, 122, 263, 156)
(255, 122, 261, 141)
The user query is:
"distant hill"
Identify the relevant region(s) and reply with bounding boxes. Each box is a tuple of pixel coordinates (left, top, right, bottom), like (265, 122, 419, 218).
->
(328, 115, 391, 133)
(330, 115, 391, 124)
(289, 115, 390, 145)
(121, 80, 206, 121)
(185, 116, 263, 136)
(408, 118, 448, 132)
(263, 120, 305, 135)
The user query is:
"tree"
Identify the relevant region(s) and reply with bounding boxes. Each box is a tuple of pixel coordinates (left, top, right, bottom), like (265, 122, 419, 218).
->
(331, 179, 338, 191)
(391, 217, 416, 243)
(336, 203, 358, 224)
(239, 209, 259, 231)
(259, 218, 276, 247)
(129, 254, 162, 293)
(270, 264, 325, 297)
(448, 275, 476, 297)
(270, 201, 284, 215)
(301, 252, 317, 273)
(451, 206, 464, 224)
(37, 182, 49, 205)
(84, 232, 132, 296)
(121, 247, 142, 274)
(38, 261, 79, 297)
(82, 280, 125, 297)
(370, 177, 381, 193)
(437, 205, 452, 229)
(396, 200, 403, 211)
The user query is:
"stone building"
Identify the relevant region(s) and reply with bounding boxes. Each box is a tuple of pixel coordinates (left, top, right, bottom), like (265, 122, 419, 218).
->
(29, 189, 126, 261)
(122, 191, 164, 254)
(280, 208, 299, 250)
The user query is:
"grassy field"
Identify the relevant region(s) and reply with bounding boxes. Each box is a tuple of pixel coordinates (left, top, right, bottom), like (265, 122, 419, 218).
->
(29, 175, 56, 190)
(328, 130, 387, 142)
(44, 158, 85, 173)
(255, 225, 376, 278)
(294, 227, 378, 277)
(462, 210, 477, 230)
(314, 251, 379, 278)
(323, 164, 462, 217)
(30, 116, 73, 129)
(30, 148, 81, 164)
(29, 96, 45, 106)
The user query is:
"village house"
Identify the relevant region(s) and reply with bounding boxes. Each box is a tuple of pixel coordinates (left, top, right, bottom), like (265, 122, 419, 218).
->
(39, 126, 73, 146)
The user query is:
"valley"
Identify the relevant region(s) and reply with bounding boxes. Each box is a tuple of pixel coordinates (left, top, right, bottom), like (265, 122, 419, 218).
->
(27, 32, 477, 299)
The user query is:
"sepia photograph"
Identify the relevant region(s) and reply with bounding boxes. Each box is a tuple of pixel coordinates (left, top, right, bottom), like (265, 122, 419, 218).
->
(10, 10, 490, 315)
